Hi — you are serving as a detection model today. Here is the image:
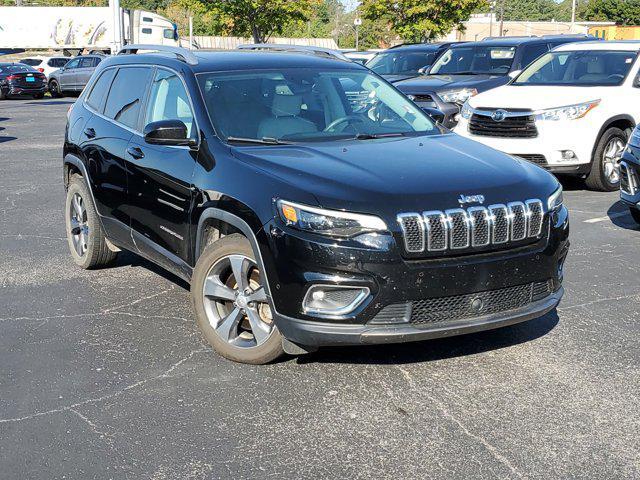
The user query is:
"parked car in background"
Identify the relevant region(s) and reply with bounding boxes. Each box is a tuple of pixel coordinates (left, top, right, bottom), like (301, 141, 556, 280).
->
(455, 41, 640, 191)
(63, 46, 568, 364)
(0, 63, 46, 99)
(342, 50, 377, 65)
(395, 35, 596, 128)
(620, 126, 640, 222)
(48, 54, 105, 97)
(19, 56, 70, 78)
(237, 44, 350, 61)
(366, 43, 460, 83)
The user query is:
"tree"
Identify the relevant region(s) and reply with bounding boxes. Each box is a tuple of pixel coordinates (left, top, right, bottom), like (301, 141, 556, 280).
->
(362, 0, 488, 43)
(161, 0, 227, 36)
(499, 0, 558, 21)
(582, 0, 640, 24)
(216, 0, 322, 43)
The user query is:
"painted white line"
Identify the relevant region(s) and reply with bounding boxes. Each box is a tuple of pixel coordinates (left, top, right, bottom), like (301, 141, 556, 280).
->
(583, 211, 629, 224)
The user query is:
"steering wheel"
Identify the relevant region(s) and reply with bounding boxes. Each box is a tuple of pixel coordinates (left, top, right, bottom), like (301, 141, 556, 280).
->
(606, 74, 624, 82)
(323, 115, 364, 133)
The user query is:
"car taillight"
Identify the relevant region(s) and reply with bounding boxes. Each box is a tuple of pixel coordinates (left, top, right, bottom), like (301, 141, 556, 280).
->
(6, 75, 18, 81)
(36, 73, 46, 79)
(37, 68, 45, 73)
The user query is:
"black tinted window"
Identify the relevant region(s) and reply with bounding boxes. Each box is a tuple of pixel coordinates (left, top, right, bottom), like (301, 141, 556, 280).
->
(104, 67, 151, 129)
(93, 57, 102, 67)
(520, 44, 548, 68)
(20, 59, 42, 66)
(80, 58, 94, 68)
(49, 58, 69, 68)
(86, 68, 116, 112)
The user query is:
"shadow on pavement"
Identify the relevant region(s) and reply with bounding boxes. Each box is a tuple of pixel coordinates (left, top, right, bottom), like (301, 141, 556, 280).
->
(24, 100, 75, 106)
(109, 250, 190, 291)
(0, 136, 17, 143)
(298, 310, 560, 365)
(557, 175, 586, 192)
(607, 200, 639, 231)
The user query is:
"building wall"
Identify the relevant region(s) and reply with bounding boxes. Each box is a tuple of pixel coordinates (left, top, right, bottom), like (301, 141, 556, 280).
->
(589, 25, 640, 40)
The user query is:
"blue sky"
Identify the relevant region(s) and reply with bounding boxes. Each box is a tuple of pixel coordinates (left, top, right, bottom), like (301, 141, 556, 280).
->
(341, 0, 359, 12)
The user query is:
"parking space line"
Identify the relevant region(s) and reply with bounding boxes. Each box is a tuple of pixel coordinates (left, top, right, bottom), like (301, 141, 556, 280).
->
(583, 212, 628, 224)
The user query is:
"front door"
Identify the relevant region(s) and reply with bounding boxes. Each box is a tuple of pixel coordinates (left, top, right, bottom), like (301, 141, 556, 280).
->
(126, 67, 198, 272)
(58, 57, 80, 90)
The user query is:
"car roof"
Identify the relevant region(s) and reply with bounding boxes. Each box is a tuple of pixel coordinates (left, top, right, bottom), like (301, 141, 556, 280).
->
(385, 42, 456, 52)
(450, 35, 591, 48)
(554, 40, 640, 51)
(104, 50, 367, 73)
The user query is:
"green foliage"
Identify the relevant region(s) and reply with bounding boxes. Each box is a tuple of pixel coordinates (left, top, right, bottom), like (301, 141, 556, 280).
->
(161, 0, 226, 36)
(362, 0, 488, 43)
(500, 0, 558, 21)
(582, 0, 640, 24)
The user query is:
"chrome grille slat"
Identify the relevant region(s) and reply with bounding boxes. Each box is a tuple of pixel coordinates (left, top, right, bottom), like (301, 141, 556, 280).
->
(399, 198, 545, 254)
(620, 161, 638, 196)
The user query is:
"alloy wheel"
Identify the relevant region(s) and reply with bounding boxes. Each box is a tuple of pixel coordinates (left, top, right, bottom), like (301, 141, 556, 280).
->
(202, 254, 274, 348)
(603, 137, 625, 184)
(69, 192, 89, 257)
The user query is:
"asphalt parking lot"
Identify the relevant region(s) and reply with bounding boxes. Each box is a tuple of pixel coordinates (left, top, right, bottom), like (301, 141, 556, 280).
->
(1, 98, 639, 479)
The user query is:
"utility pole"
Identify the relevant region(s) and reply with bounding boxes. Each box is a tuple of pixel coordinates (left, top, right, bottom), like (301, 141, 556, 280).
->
(499, 0, 505, 37)
(189, 16, 193, 50)
(354, 16, 361, 50)
(571, 0, 577, 27)
(109, 0, 123, 54)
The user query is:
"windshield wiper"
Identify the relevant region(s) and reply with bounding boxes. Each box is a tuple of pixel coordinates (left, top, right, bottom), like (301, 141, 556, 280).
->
(226, 136, 292, 145)
(353, 132, 405, 140)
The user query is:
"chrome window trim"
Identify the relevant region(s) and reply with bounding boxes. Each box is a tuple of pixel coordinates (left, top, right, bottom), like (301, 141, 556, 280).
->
(397, 213, 425, 253)
(423, 210, 448, 251)
(445, 208, 470, 249)
(468, 206, 491, 247)
(507, 201, 527, 241)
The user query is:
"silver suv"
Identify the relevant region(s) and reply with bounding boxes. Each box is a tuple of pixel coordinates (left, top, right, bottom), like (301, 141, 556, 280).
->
(48, 54, 105, 97)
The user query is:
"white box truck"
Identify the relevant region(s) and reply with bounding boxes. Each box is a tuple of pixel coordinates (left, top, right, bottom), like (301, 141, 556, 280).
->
(0, 7, 179, 54)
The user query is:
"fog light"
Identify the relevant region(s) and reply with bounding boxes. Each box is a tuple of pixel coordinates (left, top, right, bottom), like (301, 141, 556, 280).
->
(302, 285, 370, 316)
(561, 150, 576, 161)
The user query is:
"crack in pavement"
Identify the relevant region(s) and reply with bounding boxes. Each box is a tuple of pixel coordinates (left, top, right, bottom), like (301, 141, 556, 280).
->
(0, 347, 209, 424)
(397, 366, 525, 479)
(558, 292, 640, 312)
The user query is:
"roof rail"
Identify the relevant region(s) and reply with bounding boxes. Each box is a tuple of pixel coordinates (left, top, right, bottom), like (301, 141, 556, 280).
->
(118, 44, 198, 66)
(237, 43, 350, 62)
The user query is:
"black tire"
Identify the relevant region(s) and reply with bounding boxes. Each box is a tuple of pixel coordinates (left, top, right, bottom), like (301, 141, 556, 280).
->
(48, 80, 63, 98)
(0, 88, 6, 100)
(585, 127, 627, 192)
(32, 93, 44, 99)
(630, 207, 640, 225)
(65, 174, 117, 269)
(192, 234, 285, 364)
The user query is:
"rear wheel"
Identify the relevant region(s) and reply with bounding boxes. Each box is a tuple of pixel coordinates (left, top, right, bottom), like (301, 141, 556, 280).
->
(585, 127, 627, 191)
(0, 88, 6, 100)
(32, 93, 44, 99)
(192, 234, 284, 364)
(48, 79, 63, 98)
(65, 174, 117, 268)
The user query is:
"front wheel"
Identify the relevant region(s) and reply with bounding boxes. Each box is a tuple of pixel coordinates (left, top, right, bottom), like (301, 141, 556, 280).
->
(48, 80, 63, 98)
(192, 234, 284, 364)
(585, 127, 627, 191)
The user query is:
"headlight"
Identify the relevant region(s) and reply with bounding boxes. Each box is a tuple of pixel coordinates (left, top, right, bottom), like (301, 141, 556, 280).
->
(277, 200, 387, 238)
(460, 101, 473, 119)
(547, 185, 563, 212)
(538, 100, 600, 121)
(438, 88, 477, 104)
(407, 94, 416, 101)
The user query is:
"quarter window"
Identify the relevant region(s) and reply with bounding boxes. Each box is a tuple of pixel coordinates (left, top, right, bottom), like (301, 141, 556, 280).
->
(144, 69, 195, 138)
(85, 68, 116, 112)
(104, 67, 152, 129)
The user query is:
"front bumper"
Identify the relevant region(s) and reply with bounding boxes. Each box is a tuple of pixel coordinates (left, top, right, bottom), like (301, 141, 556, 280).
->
(262, 207, 569, 347)
(454, 116, 596, 175)
(276, 288, 563, 346)
(405, 91, 460, 129)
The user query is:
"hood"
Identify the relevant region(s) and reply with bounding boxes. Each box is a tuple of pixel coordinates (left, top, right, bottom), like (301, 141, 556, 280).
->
(383, 73, 420, 84)
(469, 84, 610, 111)
(395, 74, 509, 94)
(229, 134, 557, 224)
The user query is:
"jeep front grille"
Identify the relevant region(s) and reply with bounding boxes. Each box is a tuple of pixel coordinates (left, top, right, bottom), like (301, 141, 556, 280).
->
(620, 161, 638, 195)
(397, 199, 544, 254)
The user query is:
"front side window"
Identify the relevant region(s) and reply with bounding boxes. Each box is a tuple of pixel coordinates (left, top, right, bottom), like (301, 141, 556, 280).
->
(520, 44, 549, 69)
(198, 68, 435, 142)
(430, 46, 516, 75)
(104, 67, 152, 129)
(514, 50, 637, 86)
(64, 58, 81, 70)
(145, 69, 195, 138)
(163, 28, 175, 40)
(366, 51, 439, 76)
(85, 68, 116, 112)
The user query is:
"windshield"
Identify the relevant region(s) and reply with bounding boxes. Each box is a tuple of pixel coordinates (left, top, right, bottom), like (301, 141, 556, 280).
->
(514, 50, 636, 86)
(198, 68, 436, 143)
(430, 46, 516, 75)
(366, 51, 439, 76)
(0, 64, 36, 74)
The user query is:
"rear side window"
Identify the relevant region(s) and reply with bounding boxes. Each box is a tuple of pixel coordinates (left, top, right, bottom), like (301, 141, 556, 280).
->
(49, 58, 69, 68)
(104, 67, 152, 129)
(85, 68, 116, 112)
(79, 58, 94, 68)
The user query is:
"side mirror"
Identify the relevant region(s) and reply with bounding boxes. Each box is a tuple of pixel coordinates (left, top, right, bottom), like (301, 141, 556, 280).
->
(421, 107, 445, 125)
(418, 65, 431, 75)
(508, 69, 522, 79)
(143, 119, 195, 146)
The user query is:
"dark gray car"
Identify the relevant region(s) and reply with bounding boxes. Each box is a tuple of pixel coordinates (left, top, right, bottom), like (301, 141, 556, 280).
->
(48, 55, 105, 97)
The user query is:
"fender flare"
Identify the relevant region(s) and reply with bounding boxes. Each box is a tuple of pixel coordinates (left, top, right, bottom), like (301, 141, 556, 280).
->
(195, 207, 275, 303)
(592, 114, 636, 159)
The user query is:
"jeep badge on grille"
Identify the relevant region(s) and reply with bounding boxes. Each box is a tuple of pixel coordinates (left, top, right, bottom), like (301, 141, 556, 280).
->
(458, 194, 485, 206)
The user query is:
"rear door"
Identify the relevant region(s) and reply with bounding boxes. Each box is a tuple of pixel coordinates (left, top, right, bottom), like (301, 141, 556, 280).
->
(126, 66, 198, 269)
(75, 57, 97, 91)
(80, 66, 152, 248)
(58, 57, 80, 90)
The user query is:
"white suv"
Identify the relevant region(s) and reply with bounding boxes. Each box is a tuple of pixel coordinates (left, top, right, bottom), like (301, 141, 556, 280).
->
(19, 56, 70, 79)
(454, 41, 640, 191)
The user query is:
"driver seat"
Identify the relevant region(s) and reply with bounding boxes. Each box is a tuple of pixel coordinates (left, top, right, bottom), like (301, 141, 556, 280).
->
(257, 94, 318, 139)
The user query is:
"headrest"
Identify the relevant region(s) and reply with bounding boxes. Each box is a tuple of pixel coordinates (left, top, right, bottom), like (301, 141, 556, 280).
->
(272, 94, 302, 117)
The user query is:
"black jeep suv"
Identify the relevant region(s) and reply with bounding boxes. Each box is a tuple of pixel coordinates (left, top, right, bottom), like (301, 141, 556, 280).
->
(63, 45, 569, 364)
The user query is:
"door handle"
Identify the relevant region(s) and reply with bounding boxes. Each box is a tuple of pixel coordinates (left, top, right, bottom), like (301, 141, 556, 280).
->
(126, 146, 145, 159)
(83, 127, 96, 139)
